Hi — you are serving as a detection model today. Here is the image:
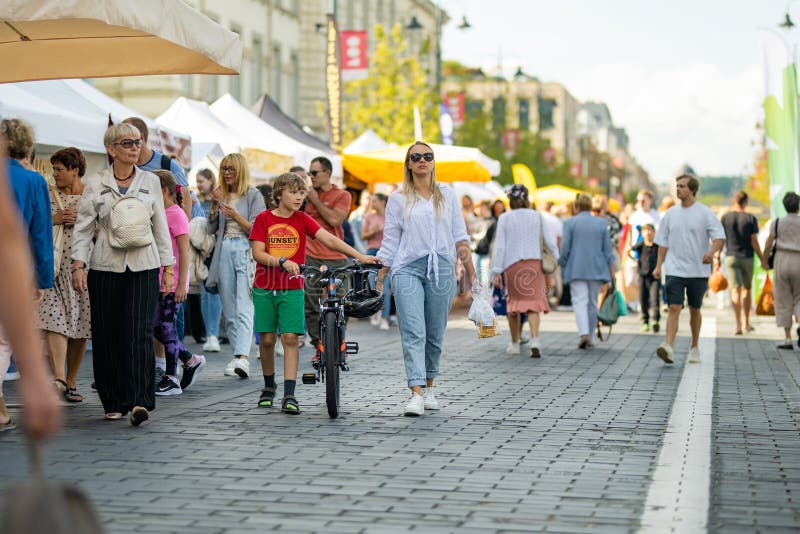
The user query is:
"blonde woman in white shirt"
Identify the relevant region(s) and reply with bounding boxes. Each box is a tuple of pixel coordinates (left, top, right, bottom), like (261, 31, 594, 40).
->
(377, 142, 476, 416)
(490, 184, 558, 358)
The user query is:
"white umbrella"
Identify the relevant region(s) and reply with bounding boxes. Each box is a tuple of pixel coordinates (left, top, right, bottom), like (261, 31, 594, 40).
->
(0, 0, 242, 83)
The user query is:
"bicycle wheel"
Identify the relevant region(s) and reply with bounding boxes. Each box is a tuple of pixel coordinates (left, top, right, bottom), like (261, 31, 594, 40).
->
(322, 310, 340, 418)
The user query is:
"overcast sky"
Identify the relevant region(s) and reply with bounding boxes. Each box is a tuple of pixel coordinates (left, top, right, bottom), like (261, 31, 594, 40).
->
(439, 0, 782, 183)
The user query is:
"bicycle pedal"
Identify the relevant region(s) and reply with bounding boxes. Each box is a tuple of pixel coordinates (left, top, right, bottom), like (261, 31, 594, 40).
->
(301, 373, 318, 385)
(345, 341, 359, 354)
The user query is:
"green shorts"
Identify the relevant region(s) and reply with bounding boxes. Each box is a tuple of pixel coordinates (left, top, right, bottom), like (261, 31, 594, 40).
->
(724, 256, 754, 289)
(253, 288, 306, 334)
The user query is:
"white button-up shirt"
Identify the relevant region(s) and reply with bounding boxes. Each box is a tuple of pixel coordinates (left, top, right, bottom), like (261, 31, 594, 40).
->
(377, 184, 469, 282)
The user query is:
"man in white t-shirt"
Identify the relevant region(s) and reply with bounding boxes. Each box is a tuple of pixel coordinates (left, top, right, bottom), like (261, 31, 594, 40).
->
(653, 174, 725, 365)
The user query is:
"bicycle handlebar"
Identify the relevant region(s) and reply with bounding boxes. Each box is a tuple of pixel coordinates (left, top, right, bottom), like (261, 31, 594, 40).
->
(297, 261, 382, 277)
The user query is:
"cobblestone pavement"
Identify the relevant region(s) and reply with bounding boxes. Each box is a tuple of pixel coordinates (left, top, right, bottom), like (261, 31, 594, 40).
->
(2, 302, 800, 533)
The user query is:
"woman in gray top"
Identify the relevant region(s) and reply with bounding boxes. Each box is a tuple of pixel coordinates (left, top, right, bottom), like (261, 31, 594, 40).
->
(763, 192, 800, 349)
(71, 123, 175, 425)
(205, 153, 266, 378)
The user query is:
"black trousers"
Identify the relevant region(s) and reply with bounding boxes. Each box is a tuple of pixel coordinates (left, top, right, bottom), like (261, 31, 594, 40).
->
(89, 268, 159, 414)
(183, 293, 206, 342)
(639, 274, 661, 324)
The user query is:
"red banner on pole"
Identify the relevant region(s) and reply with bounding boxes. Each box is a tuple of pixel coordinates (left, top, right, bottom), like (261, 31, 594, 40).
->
(443, 92, 465, 126)
(340, 30, 367, 80)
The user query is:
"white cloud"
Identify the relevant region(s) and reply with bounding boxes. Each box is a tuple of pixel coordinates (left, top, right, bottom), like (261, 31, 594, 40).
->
(562, 61, 762, 182)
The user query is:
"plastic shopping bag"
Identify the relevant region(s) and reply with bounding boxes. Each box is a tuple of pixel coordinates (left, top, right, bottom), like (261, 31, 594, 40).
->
(756, 275, 775, 316)
(468, 283, 499, 338)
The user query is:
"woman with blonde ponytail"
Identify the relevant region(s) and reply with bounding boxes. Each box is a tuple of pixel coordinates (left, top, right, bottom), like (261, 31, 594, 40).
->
(377, 142, 476, 416)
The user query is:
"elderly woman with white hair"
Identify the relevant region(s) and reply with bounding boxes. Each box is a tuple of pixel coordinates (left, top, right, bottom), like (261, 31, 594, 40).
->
(71, 123, 175, 426)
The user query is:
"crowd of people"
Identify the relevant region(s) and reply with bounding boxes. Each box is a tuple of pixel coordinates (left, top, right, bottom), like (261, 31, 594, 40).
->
(1, 113, 798, 430)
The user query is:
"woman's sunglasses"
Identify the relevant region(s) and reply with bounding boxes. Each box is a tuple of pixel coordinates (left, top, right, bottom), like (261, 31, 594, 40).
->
(113, 138, 142, 149)
(409, 152, 434, 163)
(220, 166, 236, 173)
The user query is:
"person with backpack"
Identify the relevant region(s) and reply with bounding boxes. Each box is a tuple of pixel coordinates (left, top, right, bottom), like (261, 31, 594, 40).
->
(71, 123, 175, 426)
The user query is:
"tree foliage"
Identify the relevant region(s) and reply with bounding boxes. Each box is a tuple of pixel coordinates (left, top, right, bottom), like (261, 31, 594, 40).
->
(342, 24, 440, 146)
(454, 104, 576, 187)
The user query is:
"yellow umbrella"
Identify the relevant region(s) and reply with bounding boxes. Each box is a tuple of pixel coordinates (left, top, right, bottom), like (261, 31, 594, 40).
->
(343, 143, 499, 184)
(0, 0, 242, 83)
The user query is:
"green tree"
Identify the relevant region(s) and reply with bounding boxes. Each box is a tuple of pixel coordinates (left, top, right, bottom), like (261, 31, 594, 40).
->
(453, 104, 575, 187)
(342, 24, 439, 145)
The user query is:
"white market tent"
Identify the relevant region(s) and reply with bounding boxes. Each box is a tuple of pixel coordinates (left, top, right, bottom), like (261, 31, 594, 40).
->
(0, 83, 105, 153)
(209, 94, 342, 177)
(342, 130, 392, 154)
(157, 97, 243, 156)
(0, 79, 193, 173)
(3, 79, 191, 164)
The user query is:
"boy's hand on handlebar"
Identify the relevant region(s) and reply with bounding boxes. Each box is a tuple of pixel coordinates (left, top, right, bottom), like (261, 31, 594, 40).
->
(283, 259, 301, 275)
(357, 255, 381, 265)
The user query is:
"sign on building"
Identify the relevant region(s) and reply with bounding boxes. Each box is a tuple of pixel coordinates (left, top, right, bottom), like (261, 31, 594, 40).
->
(340, 31, 368, 80)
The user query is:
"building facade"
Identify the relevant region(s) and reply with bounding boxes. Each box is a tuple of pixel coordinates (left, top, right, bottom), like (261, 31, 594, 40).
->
(441, 73, 580, 164)
(95, 0, 444, 141)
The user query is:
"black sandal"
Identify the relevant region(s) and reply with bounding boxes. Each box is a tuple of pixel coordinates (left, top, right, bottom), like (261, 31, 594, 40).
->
(258, 387, 275, 408)
(281, 396, 301, 415)
(64, 387, 83, 403)
(53, 378, 68, 396)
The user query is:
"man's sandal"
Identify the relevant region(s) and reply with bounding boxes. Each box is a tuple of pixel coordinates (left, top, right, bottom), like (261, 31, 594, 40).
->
(281, 397, 301, 415)
(258, 387, 275, 408)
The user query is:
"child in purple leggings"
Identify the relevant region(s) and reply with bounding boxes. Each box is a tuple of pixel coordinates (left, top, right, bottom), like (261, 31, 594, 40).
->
(152, 170, 205, 396)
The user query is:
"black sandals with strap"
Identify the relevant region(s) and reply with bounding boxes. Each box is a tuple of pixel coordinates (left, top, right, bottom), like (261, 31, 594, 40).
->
(258, 387, 275, 408)
(281, 397, 301, 415)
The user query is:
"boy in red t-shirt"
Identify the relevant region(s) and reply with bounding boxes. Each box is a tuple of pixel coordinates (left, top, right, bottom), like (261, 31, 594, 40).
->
(250, 172, 378, 414)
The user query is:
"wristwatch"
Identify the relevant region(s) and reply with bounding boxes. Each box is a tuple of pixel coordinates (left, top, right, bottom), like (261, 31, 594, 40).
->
(278, 257, 288, 272)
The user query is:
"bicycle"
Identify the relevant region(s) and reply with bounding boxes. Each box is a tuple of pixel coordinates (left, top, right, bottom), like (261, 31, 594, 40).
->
(297, 261, 383, 418)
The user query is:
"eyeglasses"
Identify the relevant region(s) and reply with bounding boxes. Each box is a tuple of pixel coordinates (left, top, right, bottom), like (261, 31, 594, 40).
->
(113, 138, 142, 149)
(220, 166, 236, 173)
(308, 169, 326, 177)
(409, 152, 434, 163)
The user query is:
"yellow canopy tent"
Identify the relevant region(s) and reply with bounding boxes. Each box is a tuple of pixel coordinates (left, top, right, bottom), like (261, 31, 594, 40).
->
(342, 143, 500, 184)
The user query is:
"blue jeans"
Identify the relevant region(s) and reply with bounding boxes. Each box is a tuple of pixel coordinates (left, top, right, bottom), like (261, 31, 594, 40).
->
(392, 256, 457, 388)
(368, 247, 392, 319)
(218, 237, 254, 357)
(200, 282, 222, 337)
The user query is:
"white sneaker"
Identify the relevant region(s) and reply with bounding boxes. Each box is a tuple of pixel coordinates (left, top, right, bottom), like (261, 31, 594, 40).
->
(203, 335, 220, 352)
(519, 334, 530, 345)
(688, 347, 701, 364)
(404, 393, 424, 416)
(423, 388, 439, 410)
(505, 341, 520, 355)
(379, 318, 390, 331)
(656, 343, 674, 364)
(232, 357, 249, 378)
(223, 358, 238, 376)
(370, 313, 381, 327)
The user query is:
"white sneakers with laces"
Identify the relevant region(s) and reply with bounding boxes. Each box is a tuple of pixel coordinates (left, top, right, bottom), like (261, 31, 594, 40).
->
(224, 357, 250, 378)
(656, 343, 674, 364)
(404, 393, 424, 416)
(687, 346, 702, 364)
(203, 335, 220, 352)
(423, 388, 439, 410)
(505, 341, 520, 355)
